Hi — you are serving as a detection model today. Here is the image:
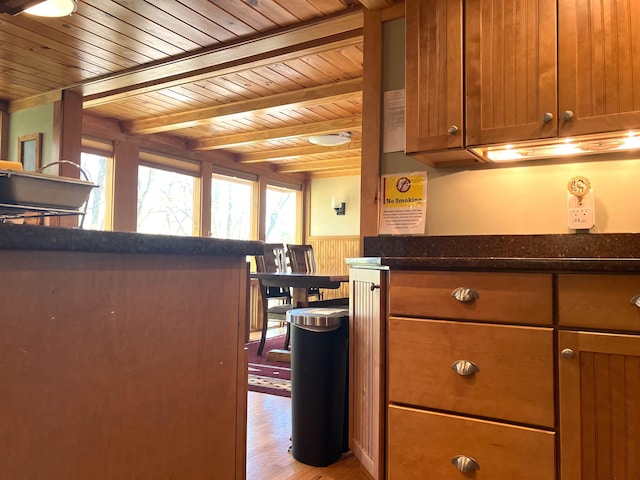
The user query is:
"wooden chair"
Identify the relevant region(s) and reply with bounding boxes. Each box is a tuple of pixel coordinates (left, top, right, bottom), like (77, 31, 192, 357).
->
(255, 243, 293, 356)
(286, 244, 322, 301)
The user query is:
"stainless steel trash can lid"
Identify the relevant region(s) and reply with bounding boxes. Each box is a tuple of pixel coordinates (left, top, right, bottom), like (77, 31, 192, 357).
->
(287, 307, 349, 330)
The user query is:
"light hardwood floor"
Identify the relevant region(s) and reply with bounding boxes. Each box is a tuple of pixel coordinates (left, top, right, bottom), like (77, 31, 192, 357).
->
(246, 391, 369, 480)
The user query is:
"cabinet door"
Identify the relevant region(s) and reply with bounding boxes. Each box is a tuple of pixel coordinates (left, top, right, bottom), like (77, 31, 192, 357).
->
(349, 268, 387, 480)
(405, 0, 478, 165)
(558, 331, 640, 480)
(558, 0, 640, 137)
(465, 0, 557, 146)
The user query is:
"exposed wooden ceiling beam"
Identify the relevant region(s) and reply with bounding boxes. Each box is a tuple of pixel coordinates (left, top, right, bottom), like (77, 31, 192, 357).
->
(310, 166, 361, 178)
(122, 78, 362, 136)
(358, 0, 397, 9)
(276, 157, 361, 173)
(188, 115, 362, 151)
(80, 10, 364, 107)
(237, 140, 363, 164)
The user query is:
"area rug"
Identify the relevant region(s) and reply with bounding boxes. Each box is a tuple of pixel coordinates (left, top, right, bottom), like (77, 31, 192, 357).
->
(247, 335, 291, 397)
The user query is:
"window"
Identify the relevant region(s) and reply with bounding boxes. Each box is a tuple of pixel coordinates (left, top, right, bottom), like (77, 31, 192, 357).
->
(211, 174, 255, 240)
(137, 165, 195, 236)
(265, 185, 299, 244)
(80, 152, 113, 231)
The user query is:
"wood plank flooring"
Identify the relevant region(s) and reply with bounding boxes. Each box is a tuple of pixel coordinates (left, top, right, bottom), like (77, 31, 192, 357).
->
(246, 392, 369, 480)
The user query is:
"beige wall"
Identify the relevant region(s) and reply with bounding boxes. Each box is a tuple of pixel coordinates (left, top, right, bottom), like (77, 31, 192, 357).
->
(310, 175, 361, 236)
(8, 103, 54, 167)
(381, 17, 640, 236)
(384, 154, 640, 235)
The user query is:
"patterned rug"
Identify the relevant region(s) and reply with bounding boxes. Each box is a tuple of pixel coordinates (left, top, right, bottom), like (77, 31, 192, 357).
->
(247, 335, 291, 397)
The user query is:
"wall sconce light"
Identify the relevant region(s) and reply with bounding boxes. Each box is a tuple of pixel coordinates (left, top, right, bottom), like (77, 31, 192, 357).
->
(332, 196, 346, 215)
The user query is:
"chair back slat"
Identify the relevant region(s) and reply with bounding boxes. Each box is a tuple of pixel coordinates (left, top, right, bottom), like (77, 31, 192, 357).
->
(286, 244, 316, 274)
(255, 243, 291, 301)
(261, 243, 287, 273)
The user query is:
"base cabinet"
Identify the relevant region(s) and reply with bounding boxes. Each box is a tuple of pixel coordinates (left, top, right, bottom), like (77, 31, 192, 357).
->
(385, 269, 640, 480)
(0, 250, 248, 480)
(558, 273, 640, 480)
(349, 267, 387, 480)
(386, 270, 555, 479)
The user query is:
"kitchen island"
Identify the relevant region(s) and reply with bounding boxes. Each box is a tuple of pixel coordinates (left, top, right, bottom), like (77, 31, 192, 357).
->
(348, 233, 640, 480)
(0, 224, 262, 480)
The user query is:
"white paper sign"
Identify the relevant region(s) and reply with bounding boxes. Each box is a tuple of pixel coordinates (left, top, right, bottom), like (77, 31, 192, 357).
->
(383, 89, 405, 153)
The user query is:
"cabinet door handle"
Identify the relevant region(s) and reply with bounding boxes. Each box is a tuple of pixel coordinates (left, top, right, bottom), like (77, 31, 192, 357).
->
(370, 283, 380, 292)
(451, 359, 479, 376)
(630, 294, 640, 307)
(562, 110, 574, 121)
(542, 112, 554, 123)
(451, 455, 480, 473)
(448, 125, 460, 135)
(451, 287, 479, 302)
(561, 348, 575, 359)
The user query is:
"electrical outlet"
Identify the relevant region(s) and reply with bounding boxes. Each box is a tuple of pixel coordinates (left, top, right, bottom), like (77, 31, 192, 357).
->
(567, 190, 595, 230)
(568, 207, 594, 228)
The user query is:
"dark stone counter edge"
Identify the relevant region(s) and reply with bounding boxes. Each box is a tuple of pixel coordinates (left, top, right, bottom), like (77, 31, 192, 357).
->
(364, 233, 640, 258)
(347, 256, 640, 272)
(353, 233, 640, 272)
(0, 224, 264, 257)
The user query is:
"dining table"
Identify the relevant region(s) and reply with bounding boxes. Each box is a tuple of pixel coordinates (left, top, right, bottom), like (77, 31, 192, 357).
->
(251, 271, 349, 308)
(250, 271, 349, 362)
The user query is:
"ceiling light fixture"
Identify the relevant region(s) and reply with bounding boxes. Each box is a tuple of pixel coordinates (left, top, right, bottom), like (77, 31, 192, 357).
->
(24, 0, 77, 17)
(308, 132, 352, 147)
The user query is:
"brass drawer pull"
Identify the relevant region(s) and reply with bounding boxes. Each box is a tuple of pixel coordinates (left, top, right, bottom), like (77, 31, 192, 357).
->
(451, 359, 479, 376)
(451, 287, 479, 302)
(451, 455, 480, 473)
(630, 294, 640, 307)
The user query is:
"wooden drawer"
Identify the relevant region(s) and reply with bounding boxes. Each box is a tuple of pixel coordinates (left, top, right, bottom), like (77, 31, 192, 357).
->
(389, 317, 554, 427)
(388, 405, 556, 480)
(389, 271, 553, 325)
(558, 274, 640, 332)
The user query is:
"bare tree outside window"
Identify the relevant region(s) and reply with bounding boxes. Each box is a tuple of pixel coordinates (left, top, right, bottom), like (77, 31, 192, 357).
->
(137, 165, 194, 236)
(80, 152, 111, 231)
(265, 186, 297, 244)
(210, 174, 253, 240)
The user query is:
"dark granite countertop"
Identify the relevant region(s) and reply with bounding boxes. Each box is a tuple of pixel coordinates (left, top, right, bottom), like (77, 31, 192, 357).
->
(349, 233, 640, 273)
(0, 223, 263, 257)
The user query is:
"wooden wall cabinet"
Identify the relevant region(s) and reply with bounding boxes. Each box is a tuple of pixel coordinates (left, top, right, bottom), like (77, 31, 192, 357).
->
(558, 0, 640, 137)
(465, 0, 558, 146)
(349, 267, 387, 480)
(404, 0, 480, 166)
(557, 274, 640, 480)
(407, 0, 640, 163)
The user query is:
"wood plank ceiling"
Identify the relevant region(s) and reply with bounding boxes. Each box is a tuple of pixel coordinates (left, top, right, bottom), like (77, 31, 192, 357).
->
(0, 0, 395, 178)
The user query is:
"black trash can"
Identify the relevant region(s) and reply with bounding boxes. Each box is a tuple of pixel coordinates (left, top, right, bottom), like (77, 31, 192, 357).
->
(287, 307, 349, 467)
